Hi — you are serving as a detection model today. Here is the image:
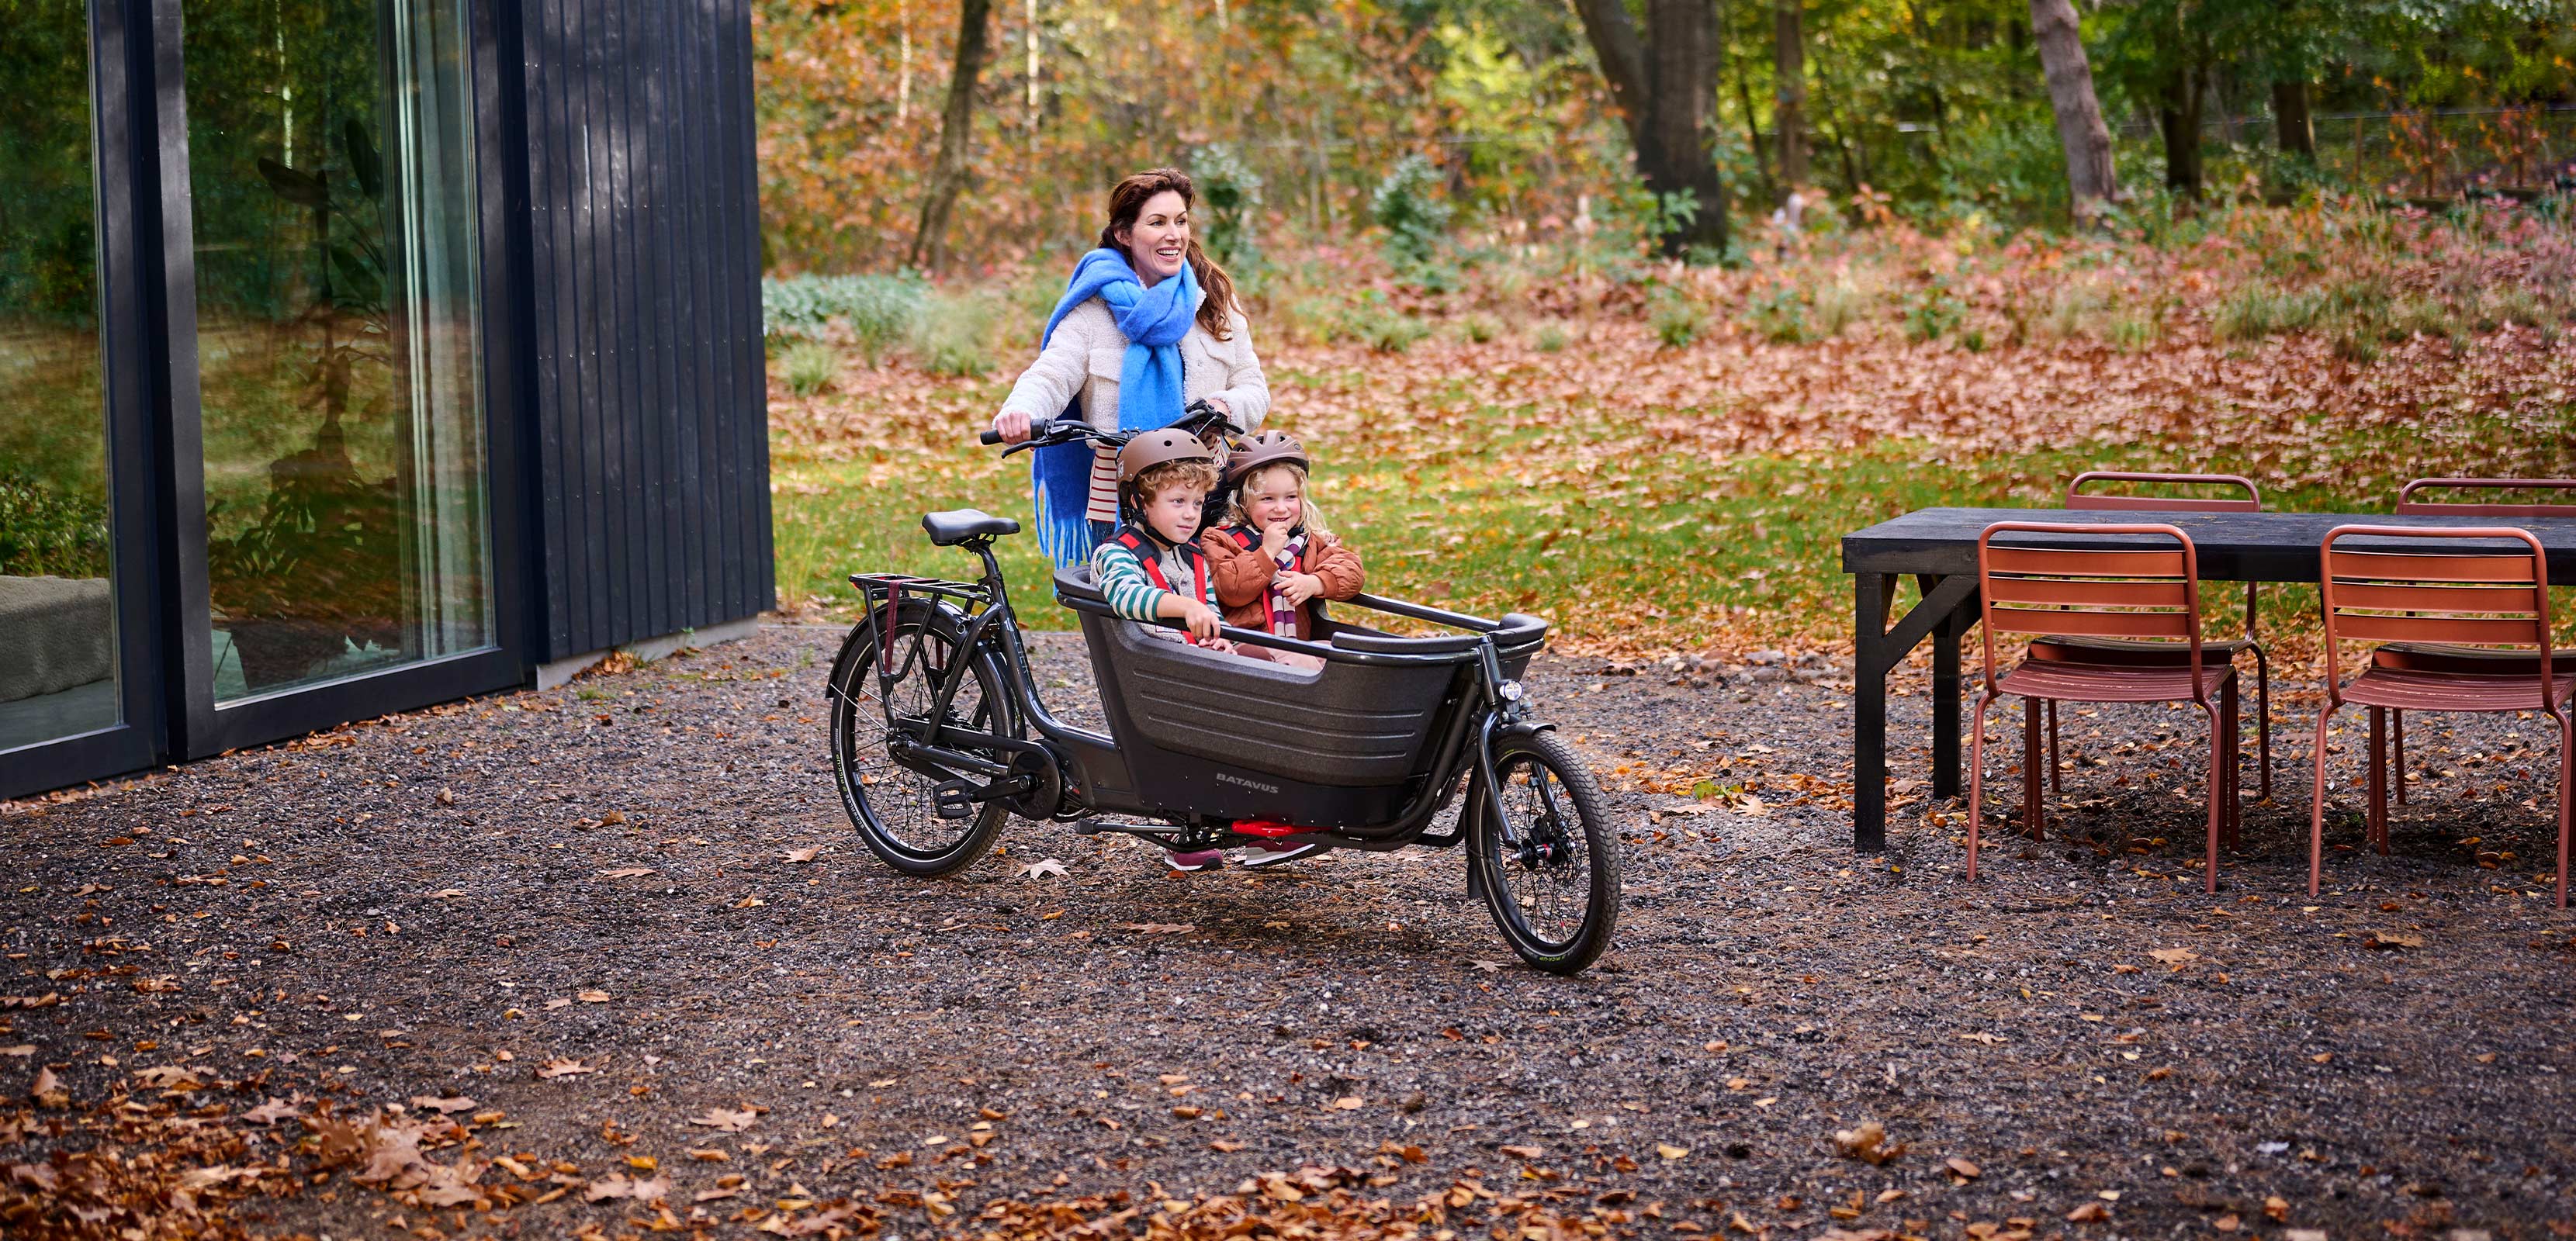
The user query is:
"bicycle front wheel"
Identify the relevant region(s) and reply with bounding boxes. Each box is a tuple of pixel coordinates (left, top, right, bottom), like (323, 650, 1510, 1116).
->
(827, 600, 1014, 876)
(1472, 730, 1619, 974)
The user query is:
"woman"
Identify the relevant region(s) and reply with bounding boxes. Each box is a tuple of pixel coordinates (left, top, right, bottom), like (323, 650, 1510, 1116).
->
(990, 168, 1270, 568)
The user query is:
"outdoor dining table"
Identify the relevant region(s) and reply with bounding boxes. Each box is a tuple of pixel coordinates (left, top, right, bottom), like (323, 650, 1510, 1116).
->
(1839, 506, 2576, 852)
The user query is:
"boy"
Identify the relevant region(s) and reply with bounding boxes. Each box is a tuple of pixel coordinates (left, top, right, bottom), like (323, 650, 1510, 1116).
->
(1092, 430, 1231, 651)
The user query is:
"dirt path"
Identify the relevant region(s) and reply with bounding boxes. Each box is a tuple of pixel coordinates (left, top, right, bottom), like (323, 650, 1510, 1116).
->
(4, 624, 2570, 1238)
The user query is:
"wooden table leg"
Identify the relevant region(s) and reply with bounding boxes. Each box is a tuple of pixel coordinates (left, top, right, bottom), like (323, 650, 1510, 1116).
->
(1924, 577, 1967, 799)
(1851, 572, 1981, 854)
(1854, 572, 1892, 853)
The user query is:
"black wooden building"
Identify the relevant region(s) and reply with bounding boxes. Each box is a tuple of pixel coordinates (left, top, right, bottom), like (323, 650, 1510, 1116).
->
(0, 0, 772, 799)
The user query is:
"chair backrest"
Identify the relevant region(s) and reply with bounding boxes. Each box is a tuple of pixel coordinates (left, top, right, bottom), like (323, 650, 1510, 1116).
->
(2395, 477, 2576, 517)
(2065, 471, 2262, 513)
(2318, 525, 2557, 710)
(1976, 522, 2205, 696)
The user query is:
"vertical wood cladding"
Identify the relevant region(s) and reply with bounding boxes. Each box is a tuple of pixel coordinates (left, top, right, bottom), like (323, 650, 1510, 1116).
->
(517, 0, 771, 661)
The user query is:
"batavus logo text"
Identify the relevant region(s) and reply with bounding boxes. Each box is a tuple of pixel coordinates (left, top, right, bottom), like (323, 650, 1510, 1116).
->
(1213, 772, 1281, 795)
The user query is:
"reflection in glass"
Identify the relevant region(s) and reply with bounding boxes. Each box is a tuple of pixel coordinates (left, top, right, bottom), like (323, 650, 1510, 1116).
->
(185, 0, 489, 700)
(0, 0, 123, 752)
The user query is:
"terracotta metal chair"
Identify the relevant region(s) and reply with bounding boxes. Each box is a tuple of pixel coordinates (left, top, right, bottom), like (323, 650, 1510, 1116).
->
(1969, 523, 2241, 890)
(2042, 472, 2271, 800)
(2380, 479, 2576, 807)
(2308, 525, 2574, 907)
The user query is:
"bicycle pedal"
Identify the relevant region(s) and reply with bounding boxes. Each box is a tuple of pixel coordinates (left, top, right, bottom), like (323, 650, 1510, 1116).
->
(932, 780, 978, 821)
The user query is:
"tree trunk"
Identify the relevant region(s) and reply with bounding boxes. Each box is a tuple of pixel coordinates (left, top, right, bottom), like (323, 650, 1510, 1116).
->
(1773, 0, 1809, 197)
(2272, 78, 2315, 159)
(2160, 54, 2204, 200)
(1570, 0, 1729, 257)
(908, 0, 993, 273)
(2026, 0, 2117, 220)
(1733, 67, 1776, 206)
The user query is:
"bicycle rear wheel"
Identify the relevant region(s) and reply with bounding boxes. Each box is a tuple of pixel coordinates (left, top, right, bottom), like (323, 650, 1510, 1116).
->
(1472, 730, 1619, 974)
(827, 599, 1014, 876)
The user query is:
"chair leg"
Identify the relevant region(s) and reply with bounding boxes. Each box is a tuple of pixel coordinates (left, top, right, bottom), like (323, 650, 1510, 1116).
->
(2252, 645, 2272, 801)
(1967, 692, 1996, 882)
(2311, 704, 2338, 897)
(2557, 709, 2573, 911)
(2203, 700, 2225, 894)
(2024, 697, 2045, 842)
(2393, 708, 2407, 807)
(2047, 699, 2062, 797)
(2368, 707, 2389, 855)
(2215, 684, 2235, 849)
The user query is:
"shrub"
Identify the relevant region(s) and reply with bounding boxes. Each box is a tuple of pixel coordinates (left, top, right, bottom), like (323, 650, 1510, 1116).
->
(2036, 283, 2105, 341)
(1809, 280, 1870, 339)
(2384, 296, 2461, 344)
(0, 470, 109, 579)
(1903, 285, 1965, 343)
(762, 273, 927, 365)
(1744, 285, 1809, 344)
(2330, 318, 2383, 362)
(1370, 155, 1453, 270)
(1191, 142, 1265, 276)
(1459, 313, 1501, 344)
(779, 341, 840, 397)
(843, 276, 929, 365)
(2211, 282, 2325, 341)
(912, 291, 1001, 376)
(1532, 322, 1570, 353)
(2102, 310, 2161, 352)
(1345, 304, 1429, 353)
(1649, 289, 1702, 348)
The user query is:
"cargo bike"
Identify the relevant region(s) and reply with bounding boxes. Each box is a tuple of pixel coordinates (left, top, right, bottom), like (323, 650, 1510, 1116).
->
(822, 414, 1619, 973)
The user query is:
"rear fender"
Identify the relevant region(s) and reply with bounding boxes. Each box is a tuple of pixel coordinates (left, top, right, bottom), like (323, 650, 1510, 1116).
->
(822, 595, 972, 705)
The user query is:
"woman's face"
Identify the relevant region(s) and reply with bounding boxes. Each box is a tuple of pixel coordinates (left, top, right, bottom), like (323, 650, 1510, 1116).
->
(1244, 468, 1304, 532)
(1116, 190, 1191, 285)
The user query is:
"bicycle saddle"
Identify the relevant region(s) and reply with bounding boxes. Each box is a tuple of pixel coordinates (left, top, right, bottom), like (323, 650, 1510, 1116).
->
(922, 509, 1020, 547)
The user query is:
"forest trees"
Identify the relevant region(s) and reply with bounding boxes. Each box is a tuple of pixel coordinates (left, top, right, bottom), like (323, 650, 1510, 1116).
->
(2031, 0, 2120, 216)
(908, 0, 993, 272)
(1568, 0, 1733, 255)
(751, 0, 2576, 275)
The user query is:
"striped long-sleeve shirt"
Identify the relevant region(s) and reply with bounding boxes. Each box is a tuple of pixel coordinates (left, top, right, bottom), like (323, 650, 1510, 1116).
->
(1091, 528, 1216, 625)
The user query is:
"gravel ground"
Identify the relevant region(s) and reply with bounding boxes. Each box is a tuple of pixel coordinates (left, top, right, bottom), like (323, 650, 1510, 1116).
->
(4, 622, 2572, 1239)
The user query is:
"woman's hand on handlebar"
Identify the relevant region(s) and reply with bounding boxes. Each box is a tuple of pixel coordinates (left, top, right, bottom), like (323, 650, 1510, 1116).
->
(989, 410, 1034, 444)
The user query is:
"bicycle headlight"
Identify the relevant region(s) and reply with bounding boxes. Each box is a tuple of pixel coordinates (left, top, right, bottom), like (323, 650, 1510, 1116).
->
(1497, 679, 1525, 703)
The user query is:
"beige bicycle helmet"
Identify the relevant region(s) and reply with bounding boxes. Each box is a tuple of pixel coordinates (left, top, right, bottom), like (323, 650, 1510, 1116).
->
(1222, 430, 1309, 484)
(1117, 428, 1216, 482)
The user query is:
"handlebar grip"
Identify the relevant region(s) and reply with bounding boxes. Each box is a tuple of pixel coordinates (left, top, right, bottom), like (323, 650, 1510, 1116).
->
(979, 417, 1051, 446)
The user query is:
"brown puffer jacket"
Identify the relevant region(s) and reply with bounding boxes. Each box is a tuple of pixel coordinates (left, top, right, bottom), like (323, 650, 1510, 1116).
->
(1198, 525, 1365, 639)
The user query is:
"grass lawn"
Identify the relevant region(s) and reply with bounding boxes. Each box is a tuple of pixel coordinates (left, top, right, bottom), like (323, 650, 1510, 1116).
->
(769, 209, 2576, 658)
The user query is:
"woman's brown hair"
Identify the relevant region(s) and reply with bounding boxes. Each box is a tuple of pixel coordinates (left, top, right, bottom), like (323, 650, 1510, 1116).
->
(1097, 168, 1238, 340)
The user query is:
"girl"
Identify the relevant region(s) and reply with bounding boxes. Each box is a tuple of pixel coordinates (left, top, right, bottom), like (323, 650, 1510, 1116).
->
(1200, 431, 1363, 670)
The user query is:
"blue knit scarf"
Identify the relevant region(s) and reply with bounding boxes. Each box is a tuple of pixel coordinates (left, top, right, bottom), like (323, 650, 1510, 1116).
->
(1030, 248, 1203, 567)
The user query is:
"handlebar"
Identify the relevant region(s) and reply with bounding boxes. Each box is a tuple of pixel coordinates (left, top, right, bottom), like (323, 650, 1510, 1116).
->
(979, 402, 1234, 454)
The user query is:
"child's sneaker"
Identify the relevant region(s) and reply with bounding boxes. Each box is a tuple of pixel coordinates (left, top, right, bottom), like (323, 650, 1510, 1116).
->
(1165, 848, 1224, 873)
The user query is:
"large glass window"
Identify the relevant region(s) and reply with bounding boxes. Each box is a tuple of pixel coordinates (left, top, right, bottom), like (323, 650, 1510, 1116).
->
(184, 0, 489, 701)
(0, 0, 123, 752)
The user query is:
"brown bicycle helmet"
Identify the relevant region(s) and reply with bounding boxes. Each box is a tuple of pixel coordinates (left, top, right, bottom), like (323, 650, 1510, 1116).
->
(1222, 429, 1309, 484)
(1116, 428, 1215, 482)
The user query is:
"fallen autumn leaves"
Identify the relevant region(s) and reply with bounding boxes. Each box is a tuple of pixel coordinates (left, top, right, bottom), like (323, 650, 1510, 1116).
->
(0, 1075, 1678, 1241)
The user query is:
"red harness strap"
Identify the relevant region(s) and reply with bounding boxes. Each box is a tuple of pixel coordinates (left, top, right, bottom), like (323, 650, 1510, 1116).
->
(1114, 528, 1209, 644)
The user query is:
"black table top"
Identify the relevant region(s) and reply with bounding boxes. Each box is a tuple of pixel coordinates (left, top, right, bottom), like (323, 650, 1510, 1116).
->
(1842, 507, 2576, 579)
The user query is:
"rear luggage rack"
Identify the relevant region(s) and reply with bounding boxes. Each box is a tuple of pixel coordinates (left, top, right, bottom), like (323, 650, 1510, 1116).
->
(848, 572, 992, 610)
